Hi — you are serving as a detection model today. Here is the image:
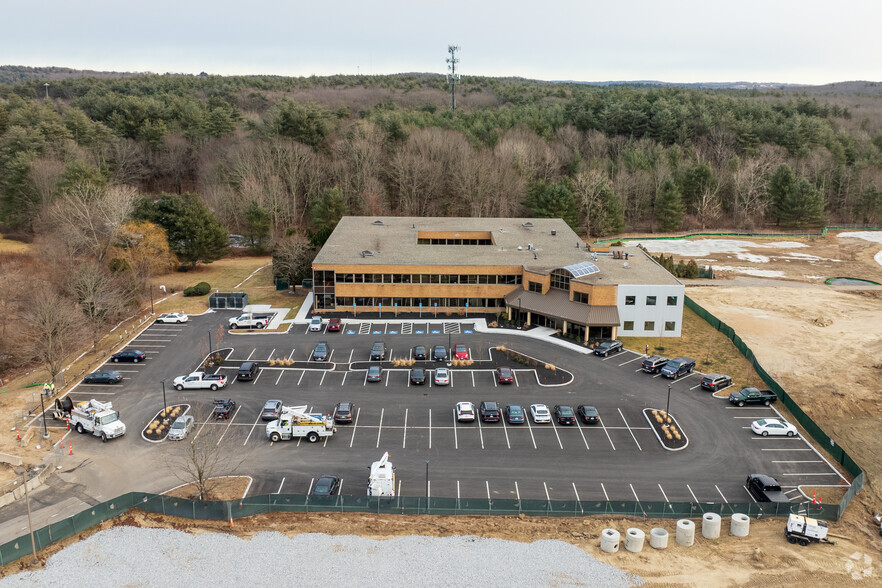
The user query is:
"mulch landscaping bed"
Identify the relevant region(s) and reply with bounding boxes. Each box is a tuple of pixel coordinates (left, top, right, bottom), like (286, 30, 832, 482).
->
(642, 408, 688, 451)
(142, 404, 189, 442)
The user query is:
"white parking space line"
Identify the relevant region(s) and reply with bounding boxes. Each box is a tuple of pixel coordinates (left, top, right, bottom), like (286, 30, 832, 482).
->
(525, 414, 537, 449)
(328, 349, 335, 362)
(192, 417, 212, 441)
(307, 478, 314, 495)
(246, 349, 255, 361)
(501, 415, 511, 449)
(492, 373, 497, 387)
(601, 483, 609, 502)
(772, 460, 823, 464)
(515, 481, 521, 501)
(347, 350, 353, 364)
(397, 480, 402, 496)
(750, 436, 802, 440)
(780, 473, 840, 477)
(689, 383, 702, 390)
(544, 482, 551, 502)
(287, 348, 296, 360)
(449, 371, 453, 388)
(216, 406, 241, 445)
(572, 483, 581, 502)
(743, 486, 757, 503)
(476, 415, 485, 449)
(512, 371, 519, 387)
(630, 484, 639, 502)
(363, 371, 368, 386)
(733, 416, 762, 419)
(298, 370, 306, 385)
(457, 481, 461, 501)
(471, 371, 475, 387)
(761, 448, 813, 451)
(320, 371, 327, 386)
(618, 408, 641, 450)
(385, 370, 390, 386)
(715, 485, 729, 503)
(428, 409, 432, 449)
(266, 348, 276, 361)
(243, 413, 262, 446)
(252, 369, 264, 385)
(276, 478, 285, 494)
(574, 420, 590, 451)
(486, 481, 491, 501)
(598, 418, 616, 450)
(452, 410, 458, 449)
(658, 484, 670, 503)
(338, 479, 344, 494)
(376, 408, 384, 448)
(275, 370, 285, 385)
(550, 419, 563, 449)
(349, 408, 360, 448)
(402, 409, 408, 448)
(427, 480, 430, 498)
(341, 372, 347, 385)
(687, 484, 699, 503)
(618, 356, 645, 366)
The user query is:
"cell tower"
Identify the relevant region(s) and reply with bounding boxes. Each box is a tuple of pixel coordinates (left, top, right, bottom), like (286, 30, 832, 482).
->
(446, 45, 461, 112)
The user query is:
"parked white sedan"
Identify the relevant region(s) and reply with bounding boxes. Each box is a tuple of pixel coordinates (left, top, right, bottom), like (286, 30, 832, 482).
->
(455, 401, 475, 422)
(434, 368, 450, 386)
(156, 312, 189, 324)
(530, 403, 552, 424)
(751, 418, 797, 437)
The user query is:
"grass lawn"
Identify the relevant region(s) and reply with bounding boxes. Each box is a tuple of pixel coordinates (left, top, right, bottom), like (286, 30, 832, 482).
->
(620, 306, 766, 389)
(0, 234, 31, 253)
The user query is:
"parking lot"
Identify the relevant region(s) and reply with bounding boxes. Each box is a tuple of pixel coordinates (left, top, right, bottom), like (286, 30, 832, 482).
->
(49, 313, 849, 504)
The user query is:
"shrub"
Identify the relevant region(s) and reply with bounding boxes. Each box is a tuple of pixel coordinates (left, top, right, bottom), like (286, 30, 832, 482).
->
(183, 281, 211, 297)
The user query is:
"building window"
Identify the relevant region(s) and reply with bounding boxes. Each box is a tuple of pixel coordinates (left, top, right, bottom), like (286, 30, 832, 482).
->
(644, 321, 655, 331)
(528, 281, 542, 293)
(665, 321, 676, 331)
(623, 321, 634, 331)
(625, 296, 635, 305)
(573, 291, 589, 304)
(667, 295, 678, 306)
(550, 269, 571, 291)
(646, 296, 657, 306)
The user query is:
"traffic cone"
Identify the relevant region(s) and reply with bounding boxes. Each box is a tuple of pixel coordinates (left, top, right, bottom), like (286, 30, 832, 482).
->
(15, 427, 20, 441)
(66, 417, 70, 430)
(69, 442, 73, 455)
(812, 491, 817, 504)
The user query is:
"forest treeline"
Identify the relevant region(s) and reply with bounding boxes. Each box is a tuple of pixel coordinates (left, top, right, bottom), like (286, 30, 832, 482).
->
(2, 72, 882, 247)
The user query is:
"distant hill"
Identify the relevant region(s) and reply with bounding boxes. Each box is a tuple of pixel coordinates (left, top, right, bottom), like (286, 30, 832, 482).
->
(0, 65, 192, 84)
(554, 80, 800, 91)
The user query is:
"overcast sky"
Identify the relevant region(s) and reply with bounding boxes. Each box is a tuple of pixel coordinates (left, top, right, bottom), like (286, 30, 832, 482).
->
(3, 0, 880, 84)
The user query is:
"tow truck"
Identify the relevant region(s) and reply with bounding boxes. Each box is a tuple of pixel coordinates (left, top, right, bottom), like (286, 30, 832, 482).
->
(367, 452, 396, 497)
(266, 405, 336, 443)
(53, 397, 126, 442)
(785, 514, 835, 546)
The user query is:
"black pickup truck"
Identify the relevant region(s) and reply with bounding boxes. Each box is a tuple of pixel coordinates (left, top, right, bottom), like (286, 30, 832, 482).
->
(728, 387, 777, 407)
(746, 474, 790, 503)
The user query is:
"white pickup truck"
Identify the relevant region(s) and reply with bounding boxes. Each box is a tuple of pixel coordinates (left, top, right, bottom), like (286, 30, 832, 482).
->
(173, 371, 227, 391)
(228, 313, 269, 329)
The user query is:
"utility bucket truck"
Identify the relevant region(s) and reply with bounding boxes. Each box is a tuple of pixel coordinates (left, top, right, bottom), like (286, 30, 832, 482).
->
(54, 397, 126, 442)
(266, 405, 336, 443)
(367, 452, 396, 497)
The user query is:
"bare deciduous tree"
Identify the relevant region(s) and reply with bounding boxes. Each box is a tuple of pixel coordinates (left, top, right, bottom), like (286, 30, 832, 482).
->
(22, 291, 85, 383)
(165, 418, 247, 500)
(71, 261, 134, 348)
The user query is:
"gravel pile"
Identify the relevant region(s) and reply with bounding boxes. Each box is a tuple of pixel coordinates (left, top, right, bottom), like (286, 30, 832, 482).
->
(1, 527, 642, 587)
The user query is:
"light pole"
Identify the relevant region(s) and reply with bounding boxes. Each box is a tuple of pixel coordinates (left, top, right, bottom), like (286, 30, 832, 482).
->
(208, 330, 212, 354)
(161, 379, 168, 423)
(425, 460, 430, 512)
(38, 394, 49, 439)
(43, 83, 49, 99)
(150, 284, 154, 314)
(14, 467, 38, 563)
(665, 384, 672, 423)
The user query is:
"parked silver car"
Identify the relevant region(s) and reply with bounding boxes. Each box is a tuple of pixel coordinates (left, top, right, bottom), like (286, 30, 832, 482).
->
(167, 415, 195, 440)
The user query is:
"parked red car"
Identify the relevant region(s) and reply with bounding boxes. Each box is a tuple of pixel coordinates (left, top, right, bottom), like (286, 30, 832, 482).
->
(453, 344, 469, 360)
(496, 367, 514, 384)
(327, 318, 341, 332)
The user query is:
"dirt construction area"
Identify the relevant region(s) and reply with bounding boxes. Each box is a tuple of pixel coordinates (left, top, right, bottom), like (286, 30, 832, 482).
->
(2, 232, 881, 586)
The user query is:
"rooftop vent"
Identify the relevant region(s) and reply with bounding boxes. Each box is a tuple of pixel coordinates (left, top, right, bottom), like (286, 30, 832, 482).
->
(522, 222, 534, 228)
(360, 250, 375, 257)
(527, 243, 534, 250)
(590, 253, 598, 261)
(371, 220, 384, 226)
(533, 252, 537, 260)
(551, 229, 557, 236)
(517, 245, 523, 251)
(623, 262, 630, 269)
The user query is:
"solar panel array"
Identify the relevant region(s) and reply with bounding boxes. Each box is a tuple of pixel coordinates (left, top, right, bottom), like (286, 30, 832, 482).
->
(563, 261, 600, 277)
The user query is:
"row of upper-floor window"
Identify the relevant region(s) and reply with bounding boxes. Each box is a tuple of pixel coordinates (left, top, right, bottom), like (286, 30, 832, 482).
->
(624, 295, 678, 306)
(334, 297, 506, 308)
(334, 273, 522, 285)
(622, 321, 677, 331)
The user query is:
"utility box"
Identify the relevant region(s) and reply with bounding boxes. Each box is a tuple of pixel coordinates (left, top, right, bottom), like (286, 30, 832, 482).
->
(209, 292, 248, 309)
(301, 279, 313, 289)
(275, 278, 290, 291)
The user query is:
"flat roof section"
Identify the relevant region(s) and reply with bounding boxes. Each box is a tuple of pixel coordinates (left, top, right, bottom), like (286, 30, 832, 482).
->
(504, 288, 620, 326)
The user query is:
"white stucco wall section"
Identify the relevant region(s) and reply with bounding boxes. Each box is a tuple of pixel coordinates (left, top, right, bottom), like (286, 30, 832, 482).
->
(616, 284, 685, 337)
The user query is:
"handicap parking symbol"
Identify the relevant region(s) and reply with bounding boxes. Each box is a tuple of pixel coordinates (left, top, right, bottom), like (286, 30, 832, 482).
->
(346, 330, 356, 335)
(463, 329, 473, 334)
(389, 330, 399, 334)
(415, 330, 425, 334)
(372, 330, 383, 334)
(431, 330, 441, 334)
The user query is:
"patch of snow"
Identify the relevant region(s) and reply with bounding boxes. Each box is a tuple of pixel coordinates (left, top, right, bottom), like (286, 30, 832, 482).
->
(735, 253, 770, 263)
(628, 238, 806, 258)
(763, 241, 808, 249)
(804, 275, 826, 280)
(715, 266, 787, 278)
(838, 231, 882, 244)
(876, 250, 882, 267)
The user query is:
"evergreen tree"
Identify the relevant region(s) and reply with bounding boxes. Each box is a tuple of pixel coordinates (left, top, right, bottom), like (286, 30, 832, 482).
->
(310, 186, 349, 234)
(243, 200, 271, 253)
(524, 180, 580, 230)
(136, 193, 228, 267)
(769, 164, 797, 225)
(769, 164, 825, 227)
(654, 178, 685, 232)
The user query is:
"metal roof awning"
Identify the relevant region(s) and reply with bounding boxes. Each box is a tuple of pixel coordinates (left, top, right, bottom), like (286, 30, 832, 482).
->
(504, 288, 619, 326)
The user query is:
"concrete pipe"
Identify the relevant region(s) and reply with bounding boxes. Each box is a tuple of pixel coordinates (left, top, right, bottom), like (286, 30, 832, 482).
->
(676, 519, 695, 546)
(600, 528, 620, 553)
(649, 527, 669, 549)
(702, 513, 722, 539)
(730, 513, 750, 537)
(624, 528, 645, 553)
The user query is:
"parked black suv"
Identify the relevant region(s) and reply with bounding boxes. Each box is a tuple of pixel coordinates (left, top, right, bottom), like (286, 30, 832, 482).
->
(433, 345, 448, 361)
(370, 341, 385, 360)
(410, 368, 426, 385)
(594, 340, 624, 357)
(212, 398, 236, 419)
(237, 361, 260, 381)
(333, 402, 354, 423)
(641, 355, 669, 374)
(479, 401, 500, 422)
(413, 345, 427, 360)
